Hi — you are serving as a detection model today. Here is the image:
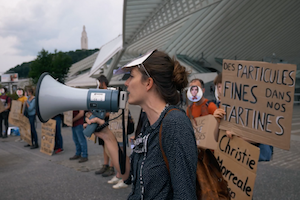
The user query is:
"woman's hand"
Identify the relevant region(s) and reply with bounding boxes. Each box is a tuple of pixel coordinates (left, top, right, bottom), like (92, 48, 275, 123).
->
(84, 112, 111, 140)
(213, 108, 226, 122)
(225, 130, 235, 139)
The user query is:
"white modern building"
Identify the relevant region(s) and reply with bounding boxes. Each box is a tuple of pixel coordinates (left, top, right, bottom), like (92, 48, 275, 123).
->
(66, 0, 300, 97)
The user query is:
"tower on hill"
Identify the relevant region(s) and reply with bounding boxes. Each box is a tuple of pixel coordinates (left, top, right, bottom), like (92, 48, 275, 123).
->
(81, 25, 88, 50)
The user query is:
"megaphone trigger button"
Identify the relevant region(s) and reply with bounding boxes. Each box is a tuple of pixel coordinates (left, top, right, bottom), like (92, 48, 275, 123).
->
(90, 103, 97, 108)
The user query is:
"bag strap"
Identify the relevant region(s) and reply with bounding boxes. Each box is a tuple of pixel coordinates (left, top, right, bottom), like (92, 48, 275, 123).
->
(159, 108, 180, 173)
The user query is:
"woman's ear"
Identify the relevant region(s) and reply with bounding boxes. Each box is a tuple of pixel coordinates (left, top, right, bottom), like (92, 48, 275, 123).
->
(146, 77, 154, 91)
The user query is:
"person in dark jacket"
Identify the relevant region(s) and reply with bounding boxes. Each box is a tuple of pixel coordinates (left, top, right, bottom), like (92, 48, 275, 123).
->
(0, 87, 11, 138)
(85, 50, 198, 199)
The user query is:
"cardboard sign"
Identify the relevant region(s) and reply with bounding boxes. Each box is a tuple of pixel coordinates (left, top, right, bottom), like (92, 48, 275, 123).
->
(18, 115, 32, 145)
(214, 130, 260, 200)
(88, 133, 97, 142)
(192, 114, 219, 149)
(40, 119, 56, 156)
(219, 60, 296, 150)
(108, 103, 129, 142)
(63, 111, 73, 127)
(9, 100, 22, 120)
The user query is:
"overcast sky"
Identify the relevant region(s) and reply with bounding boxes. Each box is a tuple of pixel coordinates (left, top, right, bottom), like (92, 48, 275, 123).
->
(0, 0, 123, 75)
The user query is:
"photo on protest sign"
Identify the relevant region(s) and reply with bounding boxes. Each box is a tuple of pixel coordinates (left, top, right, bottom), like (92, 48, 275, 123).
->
(40, 119, 56, 156)
(219, 60, 296, 150)
(63, 111, 73, 127)
(214, 130, 260, 200)
(187, 85, 203, 102)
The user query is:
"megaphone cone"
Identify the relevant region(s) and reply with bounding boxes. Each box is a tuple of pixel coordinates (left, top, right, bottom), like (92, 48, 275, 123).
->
(36, 73, 89, 122)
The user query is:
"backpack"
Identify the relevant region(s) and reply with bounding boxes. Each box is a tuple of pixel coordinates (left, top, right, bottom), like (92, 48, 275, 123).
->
(160, 108, 231, 200)
(258, 144, 273, 161)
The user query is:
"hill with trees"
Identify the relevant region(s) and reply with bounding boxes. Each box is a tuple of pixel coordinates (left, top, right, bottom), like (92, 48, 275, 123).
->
(5, 48, 99, 79)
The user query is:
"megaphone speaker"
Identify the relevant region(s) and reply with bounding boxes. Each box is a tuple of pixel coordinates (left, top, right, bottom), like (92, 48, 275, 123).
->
(36, 73, 127, 124)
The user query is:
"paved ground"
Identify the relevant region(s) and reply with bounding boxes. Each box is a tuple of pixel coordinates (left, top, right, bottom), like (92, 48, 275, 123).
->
(254, 105, 300, 200)
(0, 105, 299, 200)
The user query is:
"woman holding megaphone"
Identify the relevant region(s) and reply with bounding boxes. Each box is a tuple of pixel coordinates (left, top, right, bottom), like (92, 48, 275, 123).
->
(85, 50, 198, 200)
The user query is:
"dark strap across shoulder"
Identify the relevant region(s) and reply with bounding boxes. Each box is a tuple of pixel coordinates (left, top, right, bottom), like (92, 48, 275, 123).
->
(159, 108, 180, 173)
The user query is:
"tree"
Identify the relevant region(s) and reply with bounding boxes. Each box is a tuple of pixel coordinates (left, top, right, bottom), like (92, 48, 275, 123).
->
(5, 48, 99, 78)
(29, 49, 72, 84)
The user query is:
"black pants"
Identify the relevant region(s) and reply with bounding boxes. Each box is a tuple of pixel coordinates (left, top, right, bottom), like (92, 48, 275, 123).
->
(0, 111, 9, 137)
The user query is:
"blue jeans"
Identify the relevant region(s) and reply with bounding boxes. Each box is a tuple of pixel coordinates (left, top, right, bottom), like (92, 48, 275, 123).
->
(28, 115, 38, 146)
(72, 124, 88, 158)
(53, 115, 63, 149)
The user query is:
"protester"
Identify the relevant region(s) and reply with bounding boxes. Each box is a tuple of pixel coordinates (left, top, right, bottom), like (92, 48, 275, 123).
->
(15, 88, 27, 142)
(108, 110, 135, 189)
(94, 75, 115, 177)
(24, 87, 38, 149)
(85, 50, 198, 199)
(0, 87, 11, 138)
(186, 78, 218, 118)
(53, 114, 63, 154)
(69, 110, 88, 163)
(17, 88, 28, 112)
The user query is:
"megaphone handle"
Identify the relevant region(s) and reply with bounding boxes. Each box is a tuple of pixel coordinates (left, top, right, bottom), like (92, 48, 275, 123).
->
(83, 123, 98, 137)
(83, 114, 109, 137)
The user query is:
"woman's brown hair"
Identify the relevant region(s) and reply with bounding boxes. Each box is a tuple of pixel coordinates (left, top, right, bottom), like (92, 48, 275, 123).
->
(139, 50, 189, 105)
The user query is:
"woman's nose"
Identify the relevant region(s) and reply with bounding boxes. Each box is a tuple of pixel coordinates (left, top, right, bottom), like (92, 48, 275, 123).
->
(125, 79, 129, 87)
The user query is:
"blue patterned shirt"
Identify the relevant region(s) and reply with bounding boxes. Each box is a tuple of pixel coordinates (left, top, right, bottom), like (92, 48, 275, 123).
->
(127, 105, 198, 200)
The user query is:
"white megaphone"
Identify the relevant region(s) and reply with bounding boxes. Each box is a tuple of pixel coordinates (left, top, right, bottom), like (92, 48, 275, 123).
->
(36, 72, 128, 137)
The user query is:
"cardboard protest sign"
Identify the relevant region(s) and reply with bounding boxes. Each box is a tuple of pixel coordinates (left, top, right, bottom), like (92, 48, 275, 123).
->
(18, 115, 32, 145)
(214, 130, 260, 200)
(9, 100, 22, 121)
(8, 100, 31, 144)
(109, 103, 129, 142)
(192, 115, 219, 149)
(219, 60, 296, 150)
(63, 111, 73, 127)
(40, 119, 56, 156)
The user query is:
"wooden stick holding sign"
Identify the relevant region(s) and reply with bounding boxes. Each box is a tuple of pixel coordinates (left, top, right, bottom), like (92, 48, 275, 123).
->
(40, 119, 56, 155)
(219, 60, 296, 150)
(214, 130, 260, 200)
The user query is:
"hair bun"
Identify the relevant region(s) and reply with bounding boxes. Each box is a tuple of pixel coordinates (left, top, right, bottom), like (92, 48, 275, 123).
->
(172, 60, 189, 91)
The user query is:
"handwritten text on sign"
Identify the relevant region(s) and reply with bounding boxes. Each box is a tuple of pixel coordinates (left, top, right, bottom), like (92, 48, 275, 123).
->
(219, 60, 296, 150)
(40, 119, 56, 156)
(215, 130, 260, 200)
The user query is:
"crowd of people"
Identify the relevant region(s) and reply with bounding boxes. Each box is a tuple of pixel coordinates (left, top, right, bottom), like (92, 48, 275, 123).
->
(0, 49, 274, 199)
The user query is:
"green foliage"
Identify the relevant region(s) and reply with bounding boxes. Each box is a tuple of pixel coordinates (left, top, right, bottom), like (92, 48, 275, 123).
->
(7, 92, 18, 100)
(66, 49, 99, 64)
(6, 62, 32, 78)
(28, 49, 72, 84)
(5, 48, 99, 80)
